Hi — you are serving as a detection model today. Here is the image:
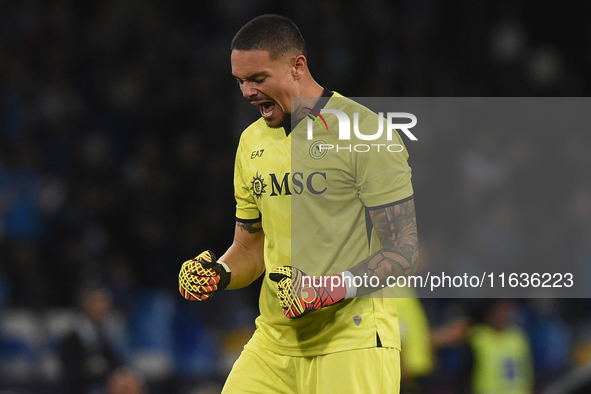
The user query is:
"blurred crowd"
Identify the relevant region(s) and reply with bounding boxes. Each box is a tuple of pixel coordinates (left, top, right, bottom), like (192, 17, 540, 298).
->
(1, 0, 590, 393)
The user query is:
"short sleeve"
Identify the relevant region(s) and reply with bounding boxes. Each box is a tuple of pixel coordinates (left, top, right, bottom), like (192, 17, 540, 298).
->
(356, 118, 414, 208)
(234, 138, 261, 222)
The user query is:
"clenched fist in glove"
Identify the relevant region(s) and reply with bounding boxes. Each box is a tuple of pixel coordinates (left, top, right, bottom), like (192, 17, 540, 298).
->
(269, 266, 353, 319)
(179, 250, 231, 301)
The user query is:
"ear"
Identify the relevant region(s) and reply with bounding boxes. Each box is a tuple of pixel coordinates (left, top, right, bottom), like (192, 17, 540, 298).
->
(291, 55, 307, 81)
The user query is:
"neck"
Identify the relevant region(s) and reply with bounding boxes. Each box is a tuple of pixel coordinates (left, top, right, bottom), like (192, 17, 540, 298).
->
(300, 76, 324, 98)
(293, 76, 324, 119)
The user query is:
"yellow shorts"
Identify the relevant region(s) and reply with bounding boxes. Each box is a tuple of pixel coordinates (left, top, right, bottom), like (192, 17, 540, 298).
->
(222, 341, 401, 394)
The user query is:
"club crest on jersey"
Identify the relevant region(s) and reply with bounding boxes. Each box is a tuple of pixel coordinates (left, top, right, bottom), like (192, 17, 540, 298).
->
(309, 140, 328, 160)
(251, 172, 267, 199)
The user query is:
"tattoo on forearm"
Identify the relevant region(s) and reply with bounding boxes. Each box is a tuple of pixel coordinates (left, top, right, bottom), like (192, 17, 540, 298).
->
(238, 221, 263, 234)
(350, 199, 419, 294)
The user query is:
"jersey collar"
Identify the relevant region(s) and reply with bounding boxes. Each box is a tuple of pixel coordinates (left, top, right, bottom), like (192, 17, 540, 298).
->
(283, 88, 333, 136)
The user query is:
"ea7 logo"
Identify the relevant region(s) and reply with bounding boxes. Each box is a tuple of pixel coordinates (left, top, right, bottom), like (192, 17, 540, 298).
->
(307, 110, 417, 141)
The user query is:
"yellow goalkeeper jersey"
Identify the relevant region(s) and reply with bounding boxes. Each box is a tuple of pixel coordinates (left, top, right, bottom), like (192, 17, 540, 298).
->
(234, 91, 413, 356)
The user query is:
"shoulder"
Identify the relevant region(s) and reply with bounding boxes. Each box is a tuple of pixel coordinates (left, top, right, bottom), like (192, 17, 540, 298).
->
(237, 118, 267, 150)
(240, 117, 267, 138)
(328, 92, 375, 116)
(325, 93, 383, 135)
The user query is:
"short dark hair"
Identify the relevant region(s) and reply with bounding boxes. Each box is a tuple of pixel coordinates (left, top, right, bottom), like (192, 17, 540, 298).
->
(231, 14, 307, 60)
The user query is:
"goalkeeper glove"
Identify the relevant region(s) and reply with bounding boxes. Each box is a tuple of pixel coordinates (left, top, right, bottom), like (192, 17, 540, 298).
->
(178, 250, 231, 301)
(269, 266, 353, 319)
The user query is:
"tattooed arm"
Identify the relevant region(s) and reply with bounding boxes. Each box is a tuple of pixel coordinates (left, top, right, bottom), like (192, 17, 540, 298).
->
(219, 220, 266, 289)
(267, 198, 418, 318)
(348, 198, 419, 296)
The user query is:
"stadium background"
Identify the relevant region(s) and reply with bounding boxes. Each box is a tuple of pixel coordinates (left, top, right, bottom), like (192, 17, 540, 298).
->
(0, 0, 590, 393)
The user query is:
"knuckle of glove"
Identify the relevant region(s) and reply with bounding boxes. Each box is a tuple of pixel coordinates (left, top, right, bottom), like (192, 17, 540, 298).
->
(178, 250, 230, 302)
(179, 250, 222, 301)
(269, 266, 294, 282)
(190, 261, 216, 277)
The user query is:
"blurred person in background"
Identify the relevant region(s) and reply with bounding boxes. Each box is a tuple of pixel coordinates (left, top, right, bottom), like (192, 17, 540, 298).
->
(397, 288, 471, 394)
(466, 299, 534, 394)
(0, 1, 588, 392)
(397, 292, 434, 394)
(59, 283, 123, 394)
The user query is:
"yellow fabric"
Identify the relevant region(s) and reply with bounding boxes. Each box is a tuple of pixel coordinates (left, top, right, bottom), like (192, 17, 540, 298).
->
(396, 294, 434, 377)
(470, 325, 534, 394)
(234, 92, 413, 356)
(222, 341, 401, 394)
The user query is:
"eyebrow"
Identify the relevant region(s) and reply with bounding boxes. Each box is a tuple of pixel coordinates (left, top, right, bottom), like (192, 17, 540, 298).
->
(232, 71, 269, 81)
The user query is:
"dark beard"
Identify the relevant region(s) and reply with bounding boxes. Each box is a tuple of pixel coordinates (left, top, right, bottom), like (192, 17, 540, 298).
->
(269, 112, 292, 130)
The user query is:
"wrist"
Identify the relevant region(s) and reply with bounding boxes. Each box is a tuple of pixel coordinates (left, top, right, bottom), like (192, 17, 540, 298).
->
(217, 260, 231, 273)
(216, 260, 232, 290)
(342, 271, 357, 299)
(316, 271, 356, 300)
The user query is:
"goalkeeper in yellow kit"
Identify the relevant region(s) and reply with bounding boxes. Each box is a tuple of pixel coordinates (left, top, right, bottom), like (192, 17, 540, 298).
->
(178, 14, 418, 394)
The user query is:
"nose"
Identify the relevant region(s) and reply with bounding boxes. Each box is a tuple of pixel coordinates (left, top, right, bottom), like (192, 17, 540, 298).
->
(241, 82, 258, 99)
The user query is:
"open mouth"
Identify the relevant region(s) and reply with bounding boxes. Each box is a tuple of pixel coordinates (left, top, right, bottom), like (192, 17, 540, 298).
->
(258, 102, 275, 118)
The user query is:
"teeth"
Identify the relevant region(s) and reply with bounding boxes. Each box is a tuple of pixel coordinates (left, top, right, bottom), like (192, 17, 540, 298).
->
(261, 104, 273, 116)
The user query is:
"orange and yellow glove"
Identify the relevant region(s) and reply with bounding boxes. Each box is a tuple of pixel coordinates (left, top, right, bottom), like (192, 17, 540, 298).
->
(178, 251, 231, 301)
(269, 266, 349, 319)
